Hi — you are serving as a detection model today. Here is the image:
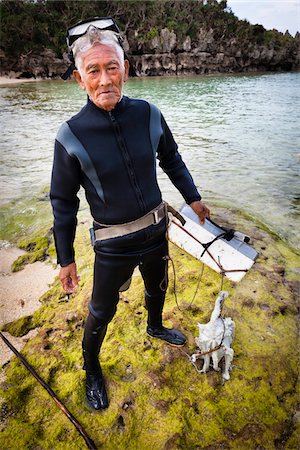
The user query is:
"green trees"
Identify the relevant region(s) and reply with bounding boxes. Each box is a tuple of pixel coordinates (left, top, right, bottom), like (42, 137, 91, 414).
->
(1, 0, 108, 58)
(0, 0, 237, 59)
(0, 0, 297, 72)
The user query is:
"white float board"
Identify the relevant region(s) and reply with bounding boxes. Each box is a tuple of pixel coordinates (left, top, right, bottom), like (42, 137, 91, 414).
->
(168, 205, 259, 282)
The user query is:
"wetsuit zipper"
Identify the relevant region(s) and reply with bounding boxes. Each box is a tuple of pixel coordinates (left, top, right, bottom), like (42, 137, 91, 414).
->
(109, 111, 146, 215)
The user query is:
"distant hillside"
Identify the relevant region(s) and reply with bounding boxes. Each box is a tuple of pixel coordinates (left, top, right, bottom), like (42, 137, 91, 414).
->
(0, 0, 299, 78)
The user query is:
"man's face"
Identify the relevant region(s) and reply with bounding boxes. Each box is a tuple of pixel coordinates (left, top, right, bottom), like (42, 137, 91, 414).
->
(73, 43, 129, 111)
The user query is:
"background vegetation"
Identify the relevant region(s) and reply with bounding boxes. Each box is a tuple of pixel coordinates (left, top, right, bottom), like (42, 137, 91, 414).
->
(0, 0, 296, 63)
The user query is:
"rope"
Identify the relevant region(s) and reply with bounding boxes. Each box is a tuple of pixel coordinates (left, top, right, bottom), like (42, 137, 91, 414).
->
(163, 255, 182, 311)
(200, 230, 234, 258)
(166, 212, 235, 375)
(159, 255, 169, 292)
(183, 317, 227, 372)
(171, 220, 248, 276)
(217, 256, 227, 291)
(186, 262, 205, 309)
(0, 331, 97, 450)
(166, 213, 248, 312)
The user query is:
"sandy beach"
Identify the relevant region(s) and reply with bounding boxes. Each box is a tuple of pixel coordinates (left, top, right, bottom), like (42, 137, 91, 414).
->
(0, 76, 43, 86)
(0, 243, 57, 367)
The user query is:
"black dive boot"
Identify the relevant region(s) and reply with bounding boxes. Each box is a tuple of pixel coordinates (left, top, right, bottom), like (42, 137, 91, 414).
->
(145, 292, 186, 346)
(82, 313, 109, 410)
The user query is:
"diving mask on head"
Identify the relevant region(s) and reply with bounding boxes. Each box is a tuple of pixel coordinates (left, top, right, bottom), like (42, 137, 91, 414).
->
(61, 16, 131, 80)
(67, 16, 123, 49)
(71, 26, 122, 56)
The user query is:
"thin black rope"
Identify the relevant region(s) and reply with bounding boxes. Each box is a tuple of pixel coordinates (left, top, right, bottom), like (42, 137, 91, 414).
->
(186, 262, 205, 309)
(164, 254, 182, 311)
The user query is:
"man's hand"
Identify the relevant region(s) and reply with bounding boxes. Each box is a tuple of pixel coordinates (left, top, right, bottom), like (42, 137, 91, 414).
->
(59, 262, 80, 293)
(190, 200, 210, 224)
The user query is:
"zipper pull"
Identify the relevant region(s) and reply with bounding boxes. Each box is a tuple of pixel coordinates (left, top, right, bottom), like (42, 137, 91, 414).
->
(109, 111, 115, 122)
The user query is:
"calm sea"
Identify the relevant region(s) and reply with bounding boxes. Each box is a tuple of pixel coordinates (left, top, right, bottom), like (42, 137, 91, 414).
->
(0, 72, 299, 250)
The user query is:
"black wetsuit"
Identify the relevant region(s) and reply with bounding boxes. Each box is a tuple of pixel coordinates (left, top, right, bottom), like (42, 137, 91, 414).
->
(50, 96, 201, 324)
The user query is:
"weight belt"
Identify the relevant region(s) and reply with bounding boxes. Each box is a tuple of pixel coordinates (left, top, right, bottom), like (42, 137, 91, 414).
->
(94, 202, 167, 241)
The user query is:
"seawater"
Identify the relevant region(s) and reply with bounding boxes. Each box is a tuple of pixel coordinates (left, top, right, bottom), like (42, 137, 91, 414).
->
(0, 72, 299, 250)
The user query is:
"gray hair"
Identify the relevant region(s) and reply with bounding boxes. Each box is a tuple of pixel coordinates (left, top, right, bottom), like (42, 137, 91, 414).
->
(72, 27, 125, 74)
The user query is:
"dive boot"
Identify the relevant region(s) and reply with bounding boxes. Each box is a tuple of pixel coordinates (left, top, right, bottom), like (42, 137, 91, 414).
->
(82, 313, 109, 410)
(85, 369, 109, 410)
(145, 291, 186, 346)
(147, 325, 186, 346)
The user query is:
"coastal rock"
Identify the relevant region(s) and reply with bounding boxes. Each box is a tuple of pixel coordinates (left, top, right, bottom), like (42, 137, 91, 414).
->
(1, 27, 299, 79)
(147, 28, 177, 54)
(1, 0, 299, 80)
(17, 49, 67, 79)
(131, 30, 299, 77)
(160, 28, 177, 53)
(196, 28, 215, 52)
(182, 36, 192, 52)
(133, 53, 177, 76)
(177, 52, 212, 74)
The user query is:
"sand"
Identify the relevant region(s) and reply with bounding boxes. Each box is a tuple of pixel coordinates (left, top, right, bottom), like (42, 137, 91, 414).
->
(0, 76, 43, 86)
(0, 243, 58, 368)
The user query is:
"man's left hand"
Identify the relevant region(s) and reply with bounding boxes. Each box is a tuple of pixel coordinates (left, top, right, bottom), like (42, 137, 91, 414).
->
(59, 262, 80, 293)
(190, 200, 210, 224)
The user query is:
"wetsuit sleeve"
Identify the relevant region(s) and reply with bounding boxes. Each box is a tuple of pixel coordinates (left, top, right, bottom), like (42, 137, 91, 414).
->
(50, 140, 81, 266)
(157, 114, 201, 204)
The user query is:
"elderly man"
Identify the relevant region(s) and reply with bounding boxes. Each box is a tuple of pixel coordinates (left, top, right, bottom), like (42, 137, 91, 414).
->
(50, 17, 210, 410)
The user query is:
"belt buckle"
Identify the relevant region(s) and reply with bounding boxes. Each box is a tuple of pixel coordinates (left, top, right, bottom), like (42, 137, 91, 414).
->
(153, 209, 159, 224)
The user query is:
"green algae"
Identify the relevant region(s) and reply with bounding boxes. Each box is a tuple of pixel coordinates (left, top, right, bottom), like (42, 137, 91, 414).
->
(11, 235, 50, 272)
(1, 315, 36, 337)
(0, 189, 53, 244)
(1, 205, 299, 449)
(0, 188, 56, 272)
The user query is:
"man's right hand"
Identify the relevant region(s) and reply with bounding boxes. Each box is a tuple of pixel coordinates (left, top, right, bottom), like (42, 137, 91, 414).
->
(59, 262, 80, 293)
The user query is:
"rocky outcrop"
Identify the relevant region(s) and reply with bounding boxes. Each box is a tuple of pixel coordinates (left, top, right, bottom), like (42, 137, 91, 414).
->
(1, 27, 299, 79)
(132, 28, 300, 76)
(1, 49, 69, 79)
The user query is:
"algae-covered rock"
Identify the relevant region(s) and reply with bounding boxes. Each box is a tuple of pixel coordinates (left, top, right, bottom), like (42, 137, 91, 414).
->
(1, 315, 35, 337)
(0, 209, 299, 450)
(11, 236, 50, 272)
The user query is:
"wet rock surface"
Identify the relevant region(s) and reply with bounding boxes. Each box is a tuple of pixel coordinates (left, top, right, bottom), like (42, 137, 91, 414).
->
(0, 206, 299, 449)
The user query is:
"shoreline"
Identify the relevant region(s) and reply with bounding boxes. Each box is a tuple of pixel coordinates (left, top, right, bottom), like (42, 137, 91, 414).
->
(1, 70, 299, 87)
(0, 76, 44, 86)
(0, 243, 57, 367)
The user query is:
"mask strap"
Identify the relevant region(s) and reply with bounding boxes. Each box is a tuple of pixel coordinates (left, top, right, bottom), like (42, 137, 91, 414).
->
(61, 63, 76, 80)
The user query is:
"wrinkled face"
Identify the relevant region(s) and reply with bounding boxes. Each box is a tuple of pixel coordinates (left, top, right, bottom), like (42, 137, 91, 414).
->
(73, 43, 129, 111)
